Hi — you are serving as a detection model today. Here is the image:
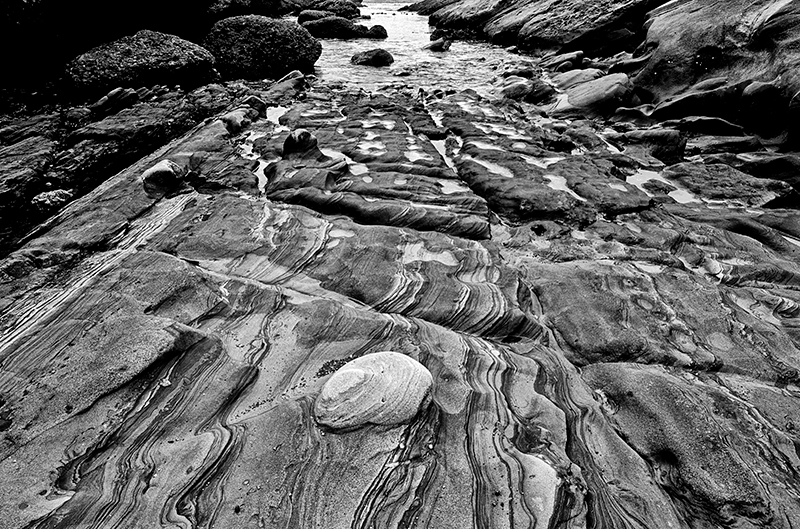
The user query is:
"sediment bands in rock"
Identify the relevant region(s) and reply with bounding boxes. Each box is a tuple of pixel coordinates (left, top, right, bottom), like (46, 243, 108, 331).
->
(2, 69, 800, 529)
(314, 351, 434, 430)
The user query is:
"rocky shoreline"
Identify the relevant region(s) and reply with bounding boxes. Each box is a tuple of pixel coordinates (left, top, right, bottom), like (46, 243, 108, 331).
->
(2, 0, 800, 527)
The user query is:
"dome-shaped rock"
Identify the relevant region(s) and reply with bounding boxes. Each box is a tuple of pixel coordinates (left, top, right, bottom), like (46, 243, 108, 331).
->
(203, 15, 321, 80)
(314, 351, 433, 430)
(351, 48, 394, 67)
(65, 30, 217, 97)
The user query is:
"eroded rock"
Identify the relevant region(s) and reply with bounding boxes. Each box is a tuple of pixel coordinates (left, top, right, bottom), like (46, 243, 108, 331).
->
(314, 351, 434, 430)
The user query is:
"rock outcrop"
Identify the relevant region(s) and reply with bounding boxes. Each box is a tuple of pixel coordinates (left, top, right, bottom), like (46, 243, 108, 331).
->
(4, 1, 800, 527)
(421, 0, 670, 53)
(302, 16, 388, 39)
(1, 0, 292, 90)
(66, 30, 217, 97)
(204, 15, 322, 80)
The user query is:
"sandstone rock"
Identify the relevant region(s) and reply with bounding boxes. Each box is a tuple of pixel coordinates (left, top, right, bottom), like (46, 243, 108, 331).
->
(496, 75, 555, 103)
(31, 189, 74, 213)
(662, 162, 793, 206)
(141, 159, 187, 197)
(605, 128, 686, 164)
(0, 136, 56, 215)
(313, 351, 433, 430)
(551, 68, 604, 90)
(423, 37, 452, 51)
(351, 48, 394, 66)
(549, 73, 633, 117)
(633, 0, 800, 104)
(302, 16, 387, 39)
(297, 9, 336, 23)
(65, 30, 217, 98)
(204, 15, 322, 80)
(426, 0, 667, 54)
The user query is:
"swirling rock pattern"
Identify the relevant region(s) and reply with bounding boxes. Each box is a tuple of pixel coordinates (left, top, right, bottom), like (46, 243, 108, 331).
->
(314, 351, 434, 429)
(2, 71, 800, 529)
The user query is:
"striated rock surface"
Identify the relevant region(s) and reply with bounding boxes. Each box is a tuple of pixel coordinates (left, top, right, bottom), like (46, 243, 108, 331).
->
(4, 2, 800, 527)
(2, 69, 800, 527)
(314, 351, 434, 430)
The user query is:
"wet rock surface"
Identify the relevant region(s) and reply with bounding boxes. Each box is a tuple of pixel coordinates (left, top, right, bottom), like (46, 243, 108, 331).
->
(3, 1, 800, 528)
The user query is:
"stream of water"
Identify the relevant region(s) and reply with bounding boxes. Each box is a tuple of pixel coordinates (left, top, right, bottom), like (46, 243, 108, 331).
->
(310, 1, 519, 95)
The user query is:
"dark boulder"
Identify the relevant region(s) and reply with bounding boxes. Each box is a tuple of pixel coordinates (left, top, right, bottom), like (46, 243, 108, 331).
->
(422, 38, 452, 52)
(297, 9, 336, 23)
(65, 30, 217, 98)
(1, 0, 291, 90)
(302, 16, 387, 39)
(549, 73, 634, 118)
(351, 49, 394, 67)
(204, 15, 321, 80)
(496, 76, 555, 104)
(305, 0, 360, 18)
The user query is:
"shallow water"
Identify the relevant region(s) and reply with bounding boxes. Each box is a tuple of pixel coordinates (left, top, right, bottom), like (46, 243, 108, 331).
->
(310, 1, 517, 95)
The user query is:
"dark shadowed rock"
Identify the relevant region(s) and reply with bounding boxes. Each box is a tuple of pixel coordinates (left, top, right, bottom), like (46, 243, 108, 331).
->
(1, 0, 291, 89)
(427, 0, 670, 54)
(549, 73, 633, 117)
(351, 49, 394, 67)
(496, 75, 555, 103)
(297, 9, 336, 23)
(303, 0, 361, 18)
(422, 37, 452, 51)
(65, 30, 217, 98)
(204, 15, 322, 80)
(302, 16, 387, 39)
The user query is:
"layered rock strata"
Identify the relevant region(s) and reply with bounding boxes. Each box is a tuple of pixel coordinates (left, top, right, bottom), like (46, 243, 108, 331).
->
(1, 72, 800, 529)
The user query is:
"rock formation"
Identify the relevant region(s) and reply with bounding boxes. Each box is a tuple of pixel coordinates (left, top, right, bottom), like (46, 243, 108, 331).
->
(302, 16, 388, 39)
(2, 0, 800, 527)
(351, 48, 395, 67)
(66, 30, 218, 97)
(203, 15, 322, 80)
(314, 351, 434, 430)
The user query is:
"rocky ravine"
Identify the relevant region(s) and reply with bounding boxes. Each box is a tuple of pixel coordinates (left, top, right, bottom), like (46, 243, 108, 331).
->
(2, 2, 800, 529)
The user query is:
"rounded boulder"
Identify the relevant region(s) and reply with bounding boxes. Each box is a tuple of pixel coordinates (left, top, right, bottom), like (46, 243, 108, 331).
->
(204, 15, 322, 80)
(65, 30, 217, 97)
(314, 351, 434, 430)
(351, 48, 394, 67)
